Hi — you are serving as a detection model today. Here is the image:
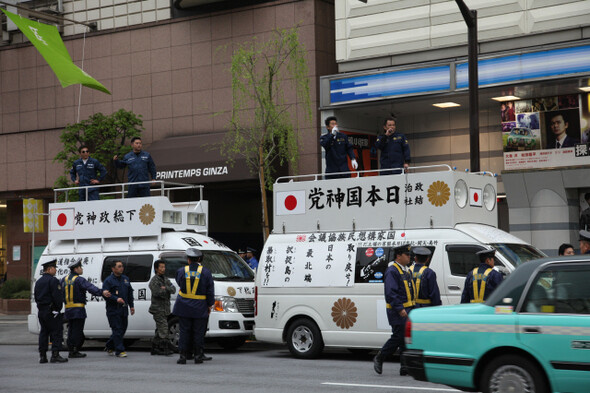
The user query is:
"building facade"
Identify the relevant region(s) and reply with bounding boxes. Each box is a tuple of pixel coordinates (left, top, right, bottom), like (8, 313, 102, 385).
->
(320, 0, 590, 255)
(0, 0, 336, 279)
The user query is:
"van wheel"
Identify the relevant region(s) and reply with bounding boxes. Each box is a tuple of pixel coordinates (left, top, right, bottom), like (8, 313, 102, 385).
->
(217, 336, 247, 350)
(168, 317, 180, 352)
(480, 355, 548, 393)
(286, 318, 324, 359)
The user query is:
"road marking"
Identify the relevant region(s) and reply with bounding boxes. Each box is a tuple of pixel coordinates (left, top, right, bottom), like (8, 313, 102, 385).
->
(322, 382, 460, 391)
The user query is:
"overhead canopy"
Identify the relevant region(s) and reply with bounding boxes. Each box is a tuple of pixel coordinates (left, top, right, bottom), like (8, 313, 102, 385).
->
(148, 134, 256, 184)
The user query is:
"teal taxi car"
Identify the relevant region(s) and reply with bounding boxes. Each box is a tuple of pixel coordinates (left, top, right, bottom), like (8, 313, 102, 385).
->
(403, 257, 590, 393)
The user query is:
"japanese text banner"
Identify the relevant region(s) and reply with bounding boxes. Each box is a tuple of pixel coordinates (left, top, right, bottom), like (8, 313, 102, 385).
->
(2, 9, 111, 94)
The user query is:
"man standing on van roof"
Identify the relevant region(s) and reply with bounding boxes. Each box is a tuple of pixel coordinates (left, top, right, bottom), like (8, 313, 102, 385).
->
(320, 116, 358, 179)
(375, 118, 411, 175)
(173, 248, 215, 364)
(410, 247, 441, 308)
(103, 260, 135, 358)
(460, 249, 503, 304)
(113, 136, 157, 198)
(34, 259, 68, 364)
(374, 244, 415, 376)
(70, 145, 107, 201)
(149, 259, 176, 356)
(62, 260, 111, 359)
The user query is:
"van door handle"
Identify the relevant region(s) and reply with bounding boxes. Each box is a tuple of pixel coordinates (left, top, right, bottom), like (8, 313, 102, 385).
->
(448, 285, 460, 290)
(523, 326, 542, 334)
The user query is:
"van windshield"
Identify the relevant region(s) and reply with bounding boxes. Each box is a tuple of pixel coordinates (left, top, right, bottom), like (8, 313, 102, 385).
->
(490, 243, 545, 267)
(161, 251, 254, 281)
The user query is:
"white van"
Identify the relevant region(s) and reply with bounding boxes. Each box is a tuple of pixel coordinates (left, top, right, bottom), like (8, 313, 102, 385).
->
(254, 166, 544, 358)
(28, 183, 255, 350)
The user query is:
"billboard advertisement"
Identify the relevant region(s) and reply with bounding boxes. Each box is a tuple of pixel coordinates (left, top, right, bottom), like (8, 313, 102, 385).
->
(502, 94, 590, 170)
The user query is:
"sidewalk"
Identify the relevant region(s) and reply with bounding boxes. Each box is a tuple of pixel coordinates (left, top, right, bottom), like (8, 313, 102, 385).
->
(0, 313, 36, 345)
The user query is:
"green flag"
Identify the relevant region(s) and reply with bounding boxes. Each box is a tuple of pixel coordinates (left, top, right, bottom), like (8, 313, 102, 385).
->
(2, 9, 111, 94)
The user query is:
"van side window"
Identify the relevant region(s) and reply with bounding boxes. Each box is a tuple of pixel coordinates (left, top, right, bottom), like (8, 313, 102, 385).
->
(101, 255, 153, 282)
(445, 245, 486, 277)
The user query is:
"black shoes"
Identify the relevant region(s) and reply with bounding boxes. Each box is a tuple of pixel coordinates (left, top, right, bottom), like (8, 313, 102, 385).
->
(39, 352, 48, 364)
(373, 351, 383, 374)
(50, 351, 68, 363)
(177, 352, 186, 364)
(69, 347, 87, 358)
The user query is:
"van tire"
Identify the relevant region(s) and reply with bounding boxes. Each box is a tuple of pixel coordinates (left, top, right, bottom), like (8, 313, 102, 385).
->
(480, 354, 548, 393)
(217, 336, 247, 350)
(286, 318, 324, 359)
(168, 317, 180, 352)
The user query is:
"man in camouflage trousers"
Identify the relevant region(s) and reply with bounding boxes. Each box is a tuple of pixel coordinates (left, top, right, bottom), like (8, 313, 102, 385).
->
(149, 260, 176, 355)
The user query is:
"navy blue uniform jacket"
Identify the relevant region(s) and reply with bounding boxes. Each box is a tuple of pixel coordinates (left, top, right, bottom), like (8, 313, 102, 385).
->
(412, 263, 442, 307)
(70, 157, 107, 187)
(384, 262, 414, 326)
(320, 132, 355, 173)
(61, 273, 104, 319)
(103, 273, 134, 316)
(460, 263, 503, 303)
(173, 263, 215, 319)
(375, 133, 411, 170)
(35, 273, 63, 312)
(115, 151, 156, 184)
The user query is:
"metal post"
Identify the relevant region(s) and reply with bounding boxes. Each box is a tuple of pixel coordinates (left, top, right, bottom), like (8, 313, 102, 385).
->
(455, 0, 480, 172)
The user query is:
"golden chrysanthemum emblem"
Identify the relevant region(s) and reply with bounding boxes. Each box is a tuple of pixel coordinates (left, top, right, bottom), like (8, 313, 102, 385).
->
(331, 297, 357, 329)
(427, 181, 450, 207)
(139, 204, 156, 225)
(227, 287, 236, 296)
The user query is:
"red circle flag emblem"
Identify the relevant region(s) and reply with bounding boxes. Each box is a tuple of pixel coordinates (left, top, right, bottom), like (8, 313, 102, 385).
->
(284, 195, 298, 211)
(473, 192, 479, 202)
(276, 190, 305, 215)
(57, 213, 67, 226)
(469, 187, 483, 207)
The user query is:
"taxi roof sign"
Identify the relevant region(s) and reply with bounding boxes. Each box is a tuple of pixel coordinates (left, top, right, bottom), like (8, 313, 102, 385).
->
(273, 166, 497, 233)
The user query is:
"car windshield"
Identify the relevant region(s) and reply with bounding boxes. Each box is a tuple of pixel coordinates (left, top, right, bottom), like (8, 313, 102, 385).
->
(161, 250, 254, 281)
(490, 243, 545, 267)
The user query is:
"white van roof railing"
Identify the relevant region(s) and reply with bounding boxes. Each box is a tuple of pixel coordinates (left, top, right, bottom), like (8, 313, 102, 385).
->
(272, 165, 498, 233)
(53, 180, 203, 203)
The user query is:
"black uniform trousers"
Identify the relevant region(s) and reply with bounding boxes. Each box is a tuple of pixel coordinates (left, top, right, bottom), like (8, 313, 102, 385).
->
(106, 313, 128, 353)
(178, 317, 207, 354)
(38, 308, 64, 353)
(67, 318, 86, 349)
(380, 323, 405, 358)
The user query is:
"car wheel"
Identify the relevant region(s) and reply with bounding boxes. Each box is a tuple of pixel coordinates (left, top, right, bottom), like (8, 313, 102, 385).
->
(480, 354, 548, 393)
(286, 318, 324, 359)
(217, 336, 247, 350)
(168, 317, 180, 352)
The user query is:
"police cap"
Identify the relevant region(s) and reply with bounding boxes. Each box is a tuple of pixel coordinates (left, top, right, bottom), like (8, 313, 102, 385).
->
(68, 260, 82, 270)
(476, 249, 495, 261)
(41, 259, 57, 270)
(237, 249, 247, 254)
(579, 230, 590, 242)
(412, 247, 431, 257)
(186, 248, 203, 259)
(247, 247, 257, 253)
(394, 244, 412, 256)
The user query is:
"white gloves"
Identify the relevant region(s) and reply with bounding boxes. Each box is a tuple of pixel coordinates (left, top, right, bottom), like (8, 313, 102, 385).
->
(331, 126, 338, 136)
(351, 159, 358, 170)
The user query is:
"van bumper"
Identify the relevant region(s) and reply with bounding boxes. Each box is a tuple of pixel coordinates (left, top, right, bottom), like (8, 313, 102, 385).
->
(403, 350, 427, 381)
(205, 312, 254, 337)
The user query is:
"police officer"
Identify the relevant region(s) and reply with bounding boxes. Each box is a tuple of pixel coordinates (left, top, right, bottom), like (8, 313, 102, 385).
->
(62, 260, 111, 358)
(70, 145, 107, 201)
(172, 248, 215, 364)
(103, 260, 135, 357)
(245, 247, 259, 270)
(580, 230, 590, 254)
(375, 118, 411, 175)
(374, 244, 415, 376)
(460, 249, 503, 304)
(34, 260, 68, 364)
(320, 116, 357, 179)
(410, 247, 441, 307)
(148, 259, 176, 356)
(113, 136, 156, 198)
